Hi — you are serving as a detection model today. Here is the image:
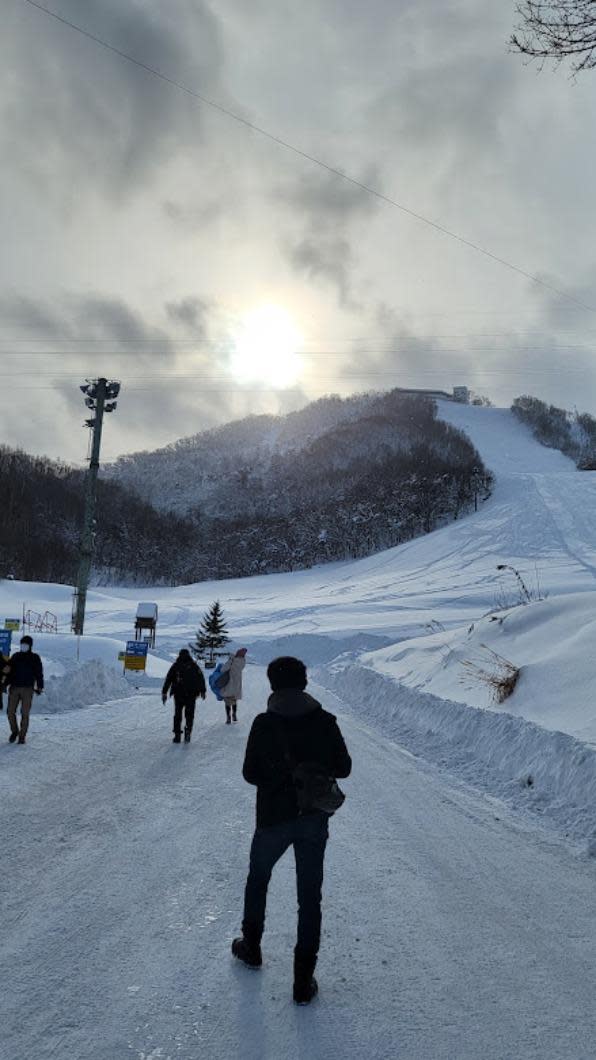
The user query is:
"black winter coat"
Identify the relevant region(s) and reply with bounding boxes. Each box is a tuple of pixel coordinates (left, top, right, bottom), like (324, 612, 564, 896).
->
(243, 692, 351, 828)
(162, 659, 206, 701)
(7, 651, 44, 690)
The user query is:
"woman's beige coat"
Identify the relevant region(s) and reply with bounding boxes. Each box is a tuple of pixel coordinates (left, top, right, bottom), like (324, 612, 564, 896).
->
(221, 654, 245, 701)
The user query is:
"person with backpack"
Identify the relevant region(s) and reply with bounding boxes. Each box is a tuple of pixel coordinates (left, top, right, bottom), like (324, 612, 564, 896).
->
(5, 634, 44, 744)
(232, 656, 351, 1005)
(220, 647, 247, 724)
(161, 649, 206, 743)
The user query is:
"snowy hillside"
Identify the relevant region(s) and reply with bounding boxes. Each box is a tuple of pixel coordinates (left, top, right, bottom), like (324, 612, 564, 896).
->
(106, 392, 378, 512)
(105, 390, 483, 519)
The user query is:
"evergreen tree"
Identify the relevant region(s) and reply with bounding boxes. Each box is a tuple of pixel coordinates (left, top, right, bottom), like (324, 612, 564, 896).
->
(190, 600, 230, 664)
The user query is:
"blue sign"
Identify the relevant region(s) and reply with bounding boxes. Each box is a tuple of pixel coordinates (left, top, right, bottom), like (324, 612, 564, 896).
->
(0, 630, 12, 657)
(126, 640, 148, 657)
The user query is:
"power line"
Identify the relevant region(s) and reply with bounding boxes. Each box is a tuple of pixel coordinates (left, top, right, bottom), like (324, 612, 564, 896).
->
(1, 346, 595, 357)
(2, 330, 596, 345)
(3, 365, 593, 391)
(0, 306, 589, 329)
(2, 358, 595, 376)
(18, 0, 596, 316)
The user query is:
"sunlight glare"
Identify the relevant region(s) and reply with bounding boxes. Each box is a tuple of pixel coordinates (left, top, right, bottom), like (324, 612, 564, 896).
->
(230, 304, 303, 388)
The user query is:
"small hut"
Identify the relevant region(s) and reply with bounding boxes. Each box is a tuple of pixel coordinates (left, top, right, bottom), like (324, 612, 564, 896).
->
(135, 602, 158, 647)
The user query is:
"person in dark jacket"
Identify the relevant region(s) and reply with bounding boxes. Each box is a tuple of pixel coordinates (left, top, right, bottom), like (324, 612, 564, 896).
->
(232, 656, 351, 1005)
(162, 649, 206, 743)
(6, 634, 44, 744)
(0, 651, 10, 712)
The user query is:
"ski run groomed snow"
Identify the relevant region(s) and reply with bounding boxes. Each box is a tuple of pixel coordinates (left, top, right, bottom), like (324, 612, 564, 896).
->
(3, 402, 596, 1059)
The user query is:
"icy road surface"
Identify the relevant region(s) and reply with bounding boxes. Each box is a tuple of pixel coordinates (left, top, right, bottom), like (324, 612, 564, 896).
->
(2, 667, 596, 1060)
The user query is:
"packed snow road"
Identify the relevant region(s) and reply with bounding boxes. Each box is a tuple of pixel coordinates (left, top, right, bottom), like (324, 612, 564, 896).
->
(2, 667, 596, 1060)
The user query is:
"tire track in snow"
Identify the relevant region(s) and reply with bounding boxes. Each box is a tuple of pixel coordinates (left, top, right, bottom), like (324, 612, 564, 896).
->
(531, 474, 596, 583)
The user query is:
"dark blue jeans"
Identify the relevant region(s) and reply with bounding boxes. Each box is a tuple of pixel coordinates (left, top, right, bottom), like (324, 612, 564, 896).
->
(242, 813, 329, 954)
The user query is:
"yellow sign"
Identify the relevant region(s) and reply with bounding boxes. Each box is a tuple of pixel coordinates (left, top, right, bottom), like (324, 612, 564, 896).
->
(124, 656, 147, 671)
(4, 619, 20, 631)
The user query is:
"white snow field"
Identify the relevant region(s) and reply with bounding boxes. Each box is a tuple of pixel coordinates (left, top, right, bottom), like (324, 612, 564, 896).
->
(4, 403, 596, 1057)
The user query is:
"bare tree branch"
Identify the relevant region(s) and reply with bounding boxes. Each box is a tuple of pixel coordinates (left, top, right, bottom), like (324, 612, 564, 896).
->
(511, 0, 596, 73)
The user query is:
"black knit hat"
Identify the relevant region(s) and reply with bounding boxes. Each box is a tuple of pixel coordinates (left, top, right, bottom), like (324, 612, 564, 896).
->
(267, 656, 307, 692)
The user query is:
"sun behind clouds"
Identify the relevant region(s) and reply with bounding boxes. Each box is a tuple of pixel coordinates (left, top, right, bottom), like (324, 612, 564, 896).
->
(230, 304, 303, 388)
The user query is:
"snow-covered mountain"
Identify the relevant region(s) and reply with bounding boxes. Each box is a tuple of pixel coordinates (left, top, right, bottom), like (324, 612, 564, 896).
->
(1, 390, 490, 585)
(106, 392, 378, 513)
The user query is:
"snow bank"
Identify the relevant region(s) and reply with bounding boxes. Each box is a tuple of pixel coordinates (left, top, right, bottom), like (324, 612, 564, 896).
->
(40, 660, 133, 714)
(247, 631, 391, 667)
(320, 661, 596, 847)
(365, 592, 596, 744)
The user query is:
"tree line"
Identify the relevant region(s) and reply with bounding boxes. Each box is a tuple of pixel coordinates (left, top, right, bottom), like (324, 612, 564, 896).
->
(1, 394, 492, 585)
(511, 395, 596, 468)
(0, 445, 198, 585)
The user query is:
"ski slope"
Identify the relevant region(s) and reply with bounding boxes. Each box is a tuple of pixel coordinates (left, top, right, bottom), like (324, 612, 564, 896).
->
(437, 401, 575, 475)
(3, 668, 596, 1060)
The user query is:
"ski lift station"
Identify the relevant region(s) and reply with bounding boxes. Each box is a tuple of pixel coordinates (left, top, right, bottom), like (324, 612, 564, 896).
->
(135, 602, 158, 647)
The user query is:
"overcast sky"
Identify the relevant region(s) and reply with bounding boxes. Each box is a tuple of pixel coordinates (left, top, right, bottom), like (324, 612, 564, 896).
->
(2, 0, 596, 464)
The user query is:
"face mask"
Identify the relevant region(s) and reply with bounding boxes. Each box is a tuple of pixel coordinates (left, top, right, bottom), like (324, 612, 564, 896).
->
(20, 644, 31, 652)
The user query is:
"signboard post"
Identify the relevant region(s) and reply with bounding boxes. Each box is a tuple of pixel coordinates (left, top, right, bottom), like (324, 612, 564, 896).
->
(0, 630, 12, 656)
(124, 641, 148, 672)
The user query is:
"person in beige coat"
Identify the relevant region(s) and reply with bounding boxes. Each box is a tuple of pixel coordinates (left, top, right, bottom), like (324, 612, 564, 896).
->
(221, 648, 247, 723)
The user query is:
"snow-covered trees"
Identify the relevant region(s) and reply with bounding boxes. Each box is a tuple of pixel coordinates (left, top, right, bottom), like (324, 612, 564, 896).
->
(0, 445, 199, 585)
(511, 395, 596, 467)
(1, 391, 493, 585)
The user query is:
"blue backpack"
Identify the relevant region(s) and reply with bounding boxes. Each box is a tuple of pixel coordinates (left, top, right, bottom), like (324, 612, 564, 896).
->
(208, 662, 230, 700)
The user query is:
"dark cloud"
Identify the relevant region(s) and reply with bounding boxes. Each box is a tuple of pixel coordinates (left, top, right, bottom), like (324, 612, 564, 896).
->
(287, 236, 354, 309)
(165, 296, 212, 334)
(535, 267, 596, 332)
(2, 0, 224, 200)
(71, 296, 174, 345)
(372, 57, 519, 170)
(279, 169, 381, 307)
(0, 294, 66, 337)
(279, 169, 380, 221)
(162, 199, 224, 231)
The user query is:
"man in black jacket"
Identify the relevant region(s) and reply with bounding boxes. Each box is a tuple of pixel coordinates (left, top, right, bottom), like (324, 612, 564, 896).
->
(232, 656, 351, 1005)
(162, 648, 206, 743)
(6, 634, 44, 744)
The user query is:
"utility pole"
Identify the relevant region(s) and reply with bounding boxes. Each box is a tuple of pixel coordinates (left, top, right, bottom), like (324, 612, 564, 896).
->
(72, 377, 121, 636)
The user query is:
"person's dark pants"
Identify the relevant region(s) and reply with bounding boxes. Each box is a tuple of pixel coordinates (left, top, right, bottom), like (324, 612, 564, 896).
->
(7, 687, 34, 739)
(173, 696, 196, 737)
(242, 813, 329, 955)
